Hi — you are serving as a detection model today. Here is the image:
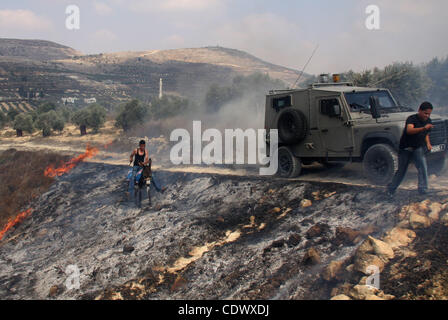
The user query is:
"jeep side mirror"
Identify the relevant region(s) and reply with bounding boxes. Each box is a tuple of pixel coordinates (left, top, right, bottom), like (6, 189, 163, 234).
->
(369, 96, 381, 119)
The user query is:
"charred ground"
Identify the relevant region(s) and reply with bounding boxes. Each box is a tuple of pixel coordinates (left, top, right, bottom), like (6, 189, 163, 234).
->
(2, 158, 447, 300)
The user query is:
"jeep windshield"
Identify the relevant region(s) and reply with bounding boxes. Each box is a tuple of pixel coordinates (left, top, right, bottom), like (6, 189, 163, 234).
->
(344, 90, 412, 113)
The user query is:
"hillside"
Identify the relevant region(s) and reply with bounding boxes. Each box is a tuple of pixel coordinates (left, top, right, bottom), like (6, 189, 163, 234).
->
(0, 39, 81, 61)
(64, 46, 301, 85)
(0, 39, 305, 110)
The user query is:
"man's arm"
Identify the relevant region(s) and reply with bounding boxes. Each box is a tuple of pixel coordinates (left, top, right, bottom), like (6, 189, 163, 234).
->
(406, 123, 433, 135)
(130, 149, 136, 164)
(426, 134, 432, 151)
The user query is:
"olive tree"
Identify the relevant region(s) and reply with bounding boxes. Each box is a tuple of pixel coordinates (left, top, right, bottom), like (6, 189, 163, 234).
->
(13, 113, 34, 137)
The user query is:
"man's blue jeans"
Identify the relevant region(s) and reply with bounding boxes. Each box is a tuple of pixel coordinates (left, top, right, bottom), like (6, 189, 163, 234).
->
(128, 166, 140, 194)
(128, 166, 163, 194)
(388, 147, 428, 194)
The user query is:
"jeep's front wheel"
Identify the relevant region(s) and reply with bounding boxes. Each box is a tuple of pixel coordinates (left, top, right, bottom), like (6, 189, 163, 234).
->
(363, 144, 398, 185)
(277, 146, 302, 178)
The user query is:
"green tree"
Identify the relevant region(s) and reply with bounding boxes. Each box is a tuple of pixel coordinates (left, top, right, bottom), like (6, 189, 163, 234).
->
(52, 113, 65, 132)
(87, 104, 107, 133)
(425, 56, 448, 110)
(57, 105, 73, 123)
(204, 72, 285, 113)
(0, 112, 6, 129)
(35, 110, 65, 137)
(72, 109, 90, 135)
(7, 109, 19, 122)
(205, 85, 233, 113)
(13, 113, 34, 137)
(342, 62, 430, 108)
(115, 99, 148, 131)
(72, 104, 107, 135)
(36, 102, 57, 115)
(375, 62, 430, 106)
(149, 95, 191, 120)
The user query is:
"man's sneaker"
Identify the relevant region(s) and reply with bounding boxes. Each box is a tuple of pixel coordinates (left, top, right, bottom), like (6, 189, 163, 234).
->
(418, 189, 429, 195)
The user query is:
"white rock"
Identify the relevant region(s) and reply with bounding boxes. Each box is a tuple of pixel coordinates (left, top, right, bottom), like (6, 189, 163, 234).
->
(368, 236, 394, 260)
(349, 284, 379, 300)
(441, 212, 448, 226)
(354, 253, 385, 274)
(409, 211, 431, 229)
(383, 227, 416, 249)
(428, 202, 442, 221)
(331, 294, 351, 300)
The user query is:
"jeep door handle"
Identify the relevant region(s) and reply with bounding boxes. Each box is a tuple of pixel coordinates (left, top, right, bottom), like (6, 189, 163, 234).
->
(321, 129, 329, 133)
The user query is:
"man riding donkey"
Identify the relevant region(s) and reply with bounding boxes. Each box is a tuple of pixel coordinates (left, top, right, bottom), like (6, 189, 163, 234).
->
(127, 139, 166, 205)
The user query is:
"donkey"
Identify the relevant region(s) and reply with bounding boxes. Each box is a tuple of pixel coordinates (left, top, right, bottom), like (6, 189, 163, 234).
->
(134, 159, 152, 207)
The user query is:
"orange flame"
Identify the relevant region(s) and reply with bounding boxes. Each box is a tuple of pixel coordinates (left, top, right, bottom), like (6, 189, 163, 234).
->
(44, 144, 99, 178)
(0, 208, 33, 241)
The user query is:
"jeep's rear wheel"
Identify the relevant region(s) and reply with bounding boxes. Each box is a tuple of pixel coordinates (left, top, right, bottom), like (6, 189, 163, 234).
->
(277, 146, 302, 178)
(363, 144, 398, 185)
(277, 109, 308, 145)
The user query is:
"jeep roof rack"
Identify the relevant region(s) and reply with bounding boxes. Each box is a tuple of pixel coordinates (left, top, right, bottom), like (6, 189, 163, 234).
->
(268, 89, 298, 94)
(309, 82, 354, 88)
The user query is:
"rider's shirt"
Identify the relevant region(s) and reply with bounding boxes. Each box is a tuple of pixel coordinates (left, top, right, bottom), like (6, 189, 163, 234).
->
(134, 149, 146, 166)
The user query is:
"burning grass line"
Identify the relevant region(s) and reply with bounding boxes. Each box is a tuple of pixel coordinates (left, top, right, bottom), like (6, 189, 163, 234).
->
(0, 208, 33, 241)
(44, 144, 99, 177)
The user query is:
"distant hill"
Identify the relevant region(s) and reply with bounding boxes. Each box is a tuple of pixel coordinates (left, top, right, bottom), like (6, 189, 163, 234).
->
(73, 46, 302, 86)
(0, 38, 307, 108)
(0, 38, 81, 61)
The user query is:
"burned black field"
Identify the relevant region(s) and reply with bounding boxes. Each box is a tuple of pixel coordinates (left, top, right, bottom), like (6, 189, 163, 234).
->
(380, 223, 448, 299)
(0, 162, 447, 300)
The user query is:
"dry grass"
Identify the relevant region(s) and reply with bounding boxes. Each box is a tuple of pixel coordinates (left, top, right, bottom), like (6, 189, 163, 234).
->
(0, 149, 67, 229)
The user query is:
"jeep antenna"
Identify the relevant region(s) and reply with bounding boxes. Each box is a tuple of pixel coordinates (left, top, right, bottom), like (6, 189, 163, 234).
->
(368, 68, 409, 87)
(291, 44, 319, 89)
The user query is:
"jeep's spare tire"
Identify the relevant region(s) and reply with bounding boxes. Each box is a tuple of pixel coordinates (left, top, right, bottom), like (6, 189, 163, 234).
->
(277, 146, 302, 178)
(363, 144, 398, 186)
(277, 109, 307, 145)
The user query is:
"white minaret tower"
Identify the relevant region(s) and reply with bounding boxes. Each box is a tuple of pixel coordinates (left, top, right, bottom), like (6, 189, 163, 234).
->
(159, 78, 163, 99)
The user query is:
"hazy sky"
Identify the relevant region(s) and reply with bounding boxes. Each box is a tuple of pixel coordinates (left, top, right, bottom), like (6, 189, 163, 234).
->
(0, 0, 447, 74)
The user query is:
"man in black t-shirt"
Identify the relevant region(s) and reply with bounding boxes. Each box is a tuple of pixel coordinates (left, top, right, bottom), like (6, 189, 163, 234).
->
(388, 102, 434, 195)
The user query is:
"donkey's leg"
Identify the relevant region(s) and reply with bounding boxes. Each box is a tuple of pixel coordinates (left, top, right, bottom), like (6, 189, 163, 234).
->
(147, 185, 151, 206)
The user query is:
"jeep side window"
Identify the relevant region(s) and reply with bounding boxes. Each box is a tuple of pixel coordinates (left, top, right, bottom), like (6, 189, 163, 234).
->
(273, 96, 291, 111)
(320, 99, 341, 117)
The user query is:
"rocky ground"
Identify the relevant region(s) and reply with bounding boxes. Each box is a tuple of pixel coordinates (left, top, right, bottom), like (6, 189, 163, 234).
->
(1, 161, 448, 300)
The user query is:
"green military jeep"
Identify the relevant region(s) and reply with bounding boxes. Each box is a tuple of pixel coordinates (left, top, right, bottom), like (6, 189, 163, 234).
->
(265, 78, 447, 185)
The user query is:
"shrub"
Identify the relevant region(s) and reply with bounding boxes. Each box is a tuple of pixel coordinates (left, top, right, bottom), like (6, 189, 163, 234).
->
(72, 104, 107, 135)
(149, 95, 191, 120)
(13, 113, 34, 136)
(0, 112, 6, 129)
(115, 99, 148, 131)
(7, 109, 19, 122)
(35, 110, 65, 136)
